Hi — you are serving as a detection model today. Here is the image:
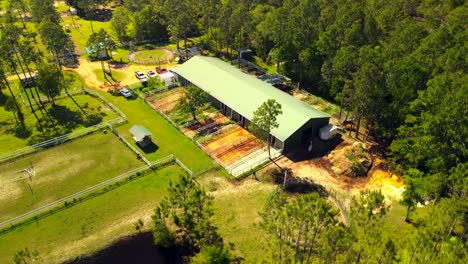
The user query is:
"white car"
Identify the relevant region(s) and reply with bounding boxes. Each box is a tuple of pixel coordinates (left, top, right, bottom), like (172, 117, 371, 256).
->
(120, 88, 132, 98)
(147, 70, 157, 78)
(134, 71, 145, 79)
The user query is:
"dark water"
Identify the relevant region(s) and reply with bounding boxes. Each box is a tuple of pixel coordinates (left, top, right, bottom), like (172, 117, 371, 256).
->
(65, 232, 176, 264)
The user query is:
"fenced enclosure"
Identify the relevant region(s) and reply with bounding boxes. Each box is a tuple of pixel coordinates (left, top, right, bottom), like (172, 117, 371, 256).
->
(0, 154, 192, 234)
(0, 88, 127, 164)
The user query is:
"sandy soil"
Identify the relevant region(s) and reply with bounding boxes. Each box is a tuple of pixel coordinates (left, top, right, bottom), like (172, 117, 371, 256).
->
(276, 136, 405, 202)
(149, 90, 184, 113)
(203, 126, 263, 166)
(181, 114, 230, 138)
(65, 58, 162, 90)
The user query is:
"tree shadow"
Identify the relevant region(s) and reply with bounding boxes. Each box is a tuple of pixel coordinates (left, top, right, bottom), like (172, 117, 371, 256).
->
(67, 92, 88, 117)
(48, 105, 83, 130)
(14, 126, 32, 139)
(84, 113, 104, 127)
(76, 8, 113, 22)
(272, 170, 328, 197)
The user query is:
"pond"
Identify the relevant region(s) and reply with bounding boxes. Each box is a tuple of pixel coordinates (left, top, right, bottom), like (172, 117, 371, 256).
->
(65, 232, 177, 264)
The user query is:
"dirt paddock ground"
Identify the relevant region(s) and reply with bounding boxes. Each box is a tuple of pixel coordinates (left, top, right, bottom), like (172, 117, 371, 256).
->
(274, 134, 405, 202)
(203, 126, 264, 167)
(148, 89, 184, 113)
(181, 114, 230, 138)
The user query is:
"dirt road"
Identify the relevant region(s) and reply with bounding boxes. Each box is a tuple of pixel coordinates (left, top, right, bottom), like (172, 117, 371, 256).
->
(66, 58, 173, 90)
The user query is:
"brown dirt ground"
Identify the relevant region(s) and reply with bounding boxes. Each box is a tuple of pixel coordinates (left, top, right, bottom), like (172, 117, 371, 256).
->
(65, 58, 175, 90)
(149, 90, 184, 113)
(276, 134, 405, 202)
(181, 114, 230, 138)
(203, 126, 263, 166)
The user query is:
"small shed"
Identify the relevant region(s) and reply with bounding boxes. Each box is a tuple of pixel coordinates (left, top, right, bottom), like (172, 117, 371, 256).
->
(129, 125, 153, 147)
(160, 72, 176, 87)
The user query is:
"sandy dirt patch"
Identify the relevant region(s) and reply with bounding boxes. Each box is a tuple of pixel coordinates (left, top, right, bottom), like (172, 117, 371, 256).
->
(148, 89, 184, 113)
(181, 113, 230, 138)
(203, 126, 263, 166)
(65, 58, 167, 90)
(275, 135, 405, 202)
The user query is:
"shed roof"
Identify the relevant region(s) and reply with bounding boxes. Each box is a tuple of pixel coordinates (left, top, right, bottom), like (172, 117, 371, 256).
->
(171, 56, 330, 142)
(129, 125, 152, 142)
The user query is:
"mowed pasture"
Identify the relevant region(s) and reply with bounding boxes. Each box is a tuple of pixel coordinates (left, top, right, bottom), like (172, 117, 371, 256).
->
(0, 90, 120, 156)
(0, 165, 185, 264)
(0, 132, 144, 223)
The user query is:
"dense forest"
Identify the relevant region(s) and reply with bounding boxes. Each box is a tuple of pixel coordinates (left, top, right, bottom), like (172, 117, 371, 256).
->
(0, 0, 466, 262)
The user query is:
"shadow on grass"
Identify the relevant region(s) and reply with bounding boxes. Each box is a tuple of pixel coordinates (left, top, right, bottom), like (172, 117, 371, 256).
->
(48, 105, 83, 130)
(271, 169, 328, 197)
(84, 113, 104, 127)
(138, 142, 159, 154)
(14, 127, 32, 139)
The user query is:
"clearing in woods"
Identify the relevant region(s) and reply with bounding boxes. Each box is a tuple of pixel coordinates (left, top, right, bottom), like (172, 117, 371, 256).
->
(276, 135, 405, 202)
(0, 132, 143, 223)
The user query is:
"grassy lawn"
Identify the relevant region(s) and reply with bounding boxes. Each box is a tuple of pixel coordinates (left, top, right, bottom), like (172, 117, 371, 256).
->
(99, 91, 215, 174)
(0, 165, 274, 263)
(198, 172, 275, 262)
(0, 132, 144, 222)
(0, 90, 119, 155)
(132, 49, 169, 63)
(61, 15, 116, 54)
(253, 56, 276, 74)
(0, 165, 184, 264)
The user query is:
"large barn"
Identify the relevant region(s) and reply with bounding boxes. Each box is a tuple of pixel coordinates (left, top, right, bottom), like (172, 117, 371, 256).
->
(171, 56, 330, 152)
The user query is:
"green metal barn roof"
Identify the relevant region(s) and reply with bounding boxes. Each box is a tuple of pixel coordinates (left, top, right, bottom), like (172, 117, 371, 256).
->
(171, 56, 330, 142)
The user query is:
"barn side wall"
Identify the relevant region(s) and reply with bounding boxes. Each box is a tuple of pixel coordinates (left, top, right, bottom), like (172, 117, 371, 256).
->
(283, 117, 330, 152)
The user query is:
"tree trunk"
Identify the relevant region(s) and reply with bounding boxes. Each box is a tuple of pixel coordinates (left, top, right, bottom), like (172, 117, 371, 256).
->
(305, 230, 319, 264)
(268, 134, 272, 158)
(355, 115, 361, 139)
(192, 110, 197, 122)
(404, 205, 411, 223)
(184, 33, 188, 58)
(355, 249, 362, 263)
(338, 105, 342, 122)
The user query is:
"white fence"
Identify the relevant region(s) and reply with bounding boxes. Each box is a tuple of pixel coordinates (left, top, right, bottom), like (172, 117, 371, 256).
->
(0, 89, 127, 164)
(0, 118, 124, 164)
(0, 154, 196, 233)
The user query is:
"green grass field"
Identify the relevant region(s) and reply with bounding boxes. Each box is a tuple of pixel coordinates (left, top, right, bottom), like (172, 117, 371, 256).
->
(0, 91, 120, 155)
(98, 91, 215, 173)
(0, 132, 144, 223)
(0, 165, 184, 263)
(132, 49, 169, 62)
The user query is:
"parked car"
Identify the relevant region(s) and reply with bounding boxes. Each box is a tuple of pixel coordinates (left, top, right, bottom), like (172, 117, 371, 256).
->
(147, 70, 157, 78)
(134, 71, 145, 79)
(155, 66, 168, 74)
(120, 88, 132, 98)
